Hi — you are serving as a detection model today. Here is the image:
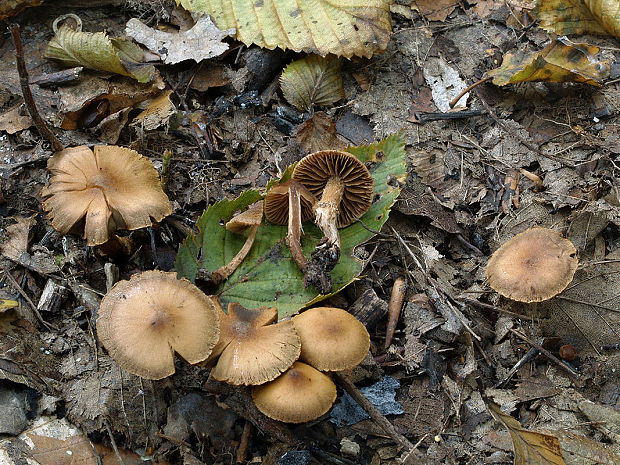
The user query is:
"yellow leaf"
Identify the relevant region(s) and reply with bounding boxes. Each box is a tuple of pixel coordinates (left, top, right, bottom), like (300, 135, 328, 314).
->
(534, 0, 620, 38)
(44, 26, 156, 83)
(488, 402, 567, 465)
(486, 39, 610, 86)
(175, 0, 392, 58)
(280, 55, 344, 112)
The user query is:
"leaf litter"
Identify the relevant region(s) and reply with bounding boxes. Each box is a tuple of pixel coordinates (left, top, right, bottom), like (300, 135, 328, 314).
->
(0, 1, 619, 464)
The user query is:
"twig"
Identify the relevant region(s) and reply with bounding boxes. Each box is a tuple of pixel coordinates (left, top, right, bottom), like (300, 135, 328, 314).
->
(510, 329, 580, 380)
(385, 276, 406, 349)
(2, 268, 56, 330)
(459, 296, 526, 319)
(448, 76, 492, 108)
(9, 24, 64, 152)
(332, 372, 414, 451)
(235, 421, 252, 463)
(495, 347, 538, 388)
(104, 418, 126, 465)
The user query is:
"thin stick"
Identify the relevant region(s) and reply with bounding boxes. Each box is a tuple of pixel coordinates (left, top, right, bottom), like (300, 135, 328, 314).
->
(104, 419, 127, 465)
(385, 276, 406, 349)
(333, 372, 414, 451)
(9, 24, 64, 152)
(235, 421, 252, 463)
(510, 329, 580, 380)
(448, 76, 491, 108)
(495, 347, 538, 388)
(2, 268, 56, 330)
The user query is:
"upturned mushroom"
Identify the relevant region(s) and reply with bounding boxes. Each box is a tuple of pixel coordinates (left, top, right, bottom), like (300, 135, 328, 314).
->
(209, 302, 301, 386)
(486, 227, 578, 303)
(264, 180, 317, 279)
(40, 145, 172, 246)
(252, 361, 337, 423)
(96, 270, 220, 379)
(292, 306, 370, 371)
(292, 151, 374, 292)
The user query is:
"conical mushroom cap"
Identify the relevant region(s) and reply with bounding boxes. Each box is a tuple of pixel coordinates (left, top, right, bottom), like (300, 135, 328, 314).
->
(97, 271, 219, 379)
(292, 151, 374, 227)
(264, 180, 316, 225)
(211, 303, 301, 385)
(486, 227, 578, 303)
(293, 307, 370, 371)
(41, 145, 172, 246)
(252, 361, 337, 423)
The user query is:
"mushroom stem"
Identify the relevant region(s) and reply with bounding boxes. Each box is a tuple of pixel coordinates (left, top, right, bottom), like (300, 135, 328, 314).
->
(314, 176, 345, 249)
(286, 181, 310, 274)
(212, 225, 260, 284)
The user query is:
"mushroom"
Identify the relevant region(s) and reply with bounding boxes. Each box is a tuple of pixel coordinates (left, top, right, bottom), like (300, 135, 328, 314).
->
(292, 151, 374, 292)
(292, 306, 370, 371)
(486, 227, 578, 303)
(210, 200, 264, 284)
(264, 180, 317, 279)
(96, 270, 220, 379)
(210, 302, 301, 386)
(252, 361, 337, 423)
(40, 145, 172, 246)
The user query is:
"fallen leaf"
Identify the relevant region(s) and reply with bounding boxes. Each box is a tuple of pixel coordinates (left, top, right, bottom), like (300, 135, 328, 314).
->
(189, 65, 231, 91)
(0, 105, 33, 134)
(45, 25, 156, 83)
(0, 0, 42, 20)
(412, 0, 459, 21)
(125, 16, 234, 65)
(132, 90, 176, 131)
(295, 112, 346, 153)
(27, 433, 99, 465)
(176, 0, 392, 58)
(280, 55, 344, 112)
(486, 39, 610, 86)
(488, 401, 567, 465)
(0, 216, 36, 262)
(534, 0, 620, 38)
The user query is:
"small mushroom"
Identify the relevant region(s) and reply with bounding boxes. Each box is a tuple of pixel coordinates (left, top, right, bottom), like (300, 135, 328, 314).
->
(264, 180, 317, 279)
(210, 302, 301, 386)
(252, 361, 337, 423)
(292, 306, 370, 371)
(40, 145, 172, 246)
(486, 227, 578, 303)
(210, 200, 264, 284)
(97, 270, 220, 379)
(292, 151, 374, 292)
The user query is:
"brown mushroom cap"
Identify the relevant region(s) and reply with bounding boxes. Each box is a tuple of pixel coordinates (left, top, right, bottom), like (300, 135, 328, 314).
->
(97, 271, 219, 379)
(252, 361, 337, 423)
(211, 303, 301, 385)
(293, 307, 370, 371)
(40, 145, 172, 246)
(292, 151, 374, 227)
(486, 227, 578, 303)
(226, 201, 264, 234)
(264, 180, 316, 225)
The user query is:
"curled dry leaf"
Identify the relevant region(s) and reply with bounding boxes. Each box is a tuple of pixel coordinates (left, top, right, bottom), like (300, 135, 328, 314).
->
(176, 0, 392, 58)
(486, 39, 611, 87)
(44, 25, 156, 83)
(280, 55, 344, 112)
(534, 0, 620, 38)
(125, 16, 234, 65)
(40, 145, 172, 246)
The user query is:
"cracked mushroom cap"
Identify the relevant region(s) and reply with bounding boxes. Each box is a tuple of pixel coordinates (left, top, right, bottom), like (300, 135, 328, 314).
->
(252, 361, 337, 423)
(97, 271, 219, 379)
(264, 180, 316, 225)
(40, 145, 172, 246)
(226, 201, 264, 233)
(486, 227, 578, 303)
(211, 302, 301, 386)
(293, 307, 370, 371)
(292, 151, 374, 227)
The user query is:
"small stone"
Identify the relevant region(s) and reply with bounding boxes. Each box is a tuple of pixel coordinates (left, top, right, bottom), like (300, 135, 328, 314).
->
(0, 381, 29, 435)
(340, 438, 360, 458)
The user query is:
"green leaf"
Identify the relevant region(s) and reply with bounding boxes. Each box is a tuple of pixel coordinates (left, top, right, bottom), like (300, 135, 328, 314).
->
(175, 0, 392, 59)
(280, 55, 344, 112)
(44, 26, 155, 83)
(176, 134, 406, 318)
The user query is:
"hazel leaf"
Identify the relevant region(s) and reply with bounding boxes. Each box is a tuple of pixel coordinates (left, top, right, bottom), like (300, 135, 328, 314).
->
(175, 0, 392, 58)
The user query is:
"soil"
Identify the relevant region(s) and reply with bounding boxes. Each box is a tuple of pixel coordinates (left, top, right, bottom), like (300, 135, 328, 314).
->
(0, 1, 619, 464)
